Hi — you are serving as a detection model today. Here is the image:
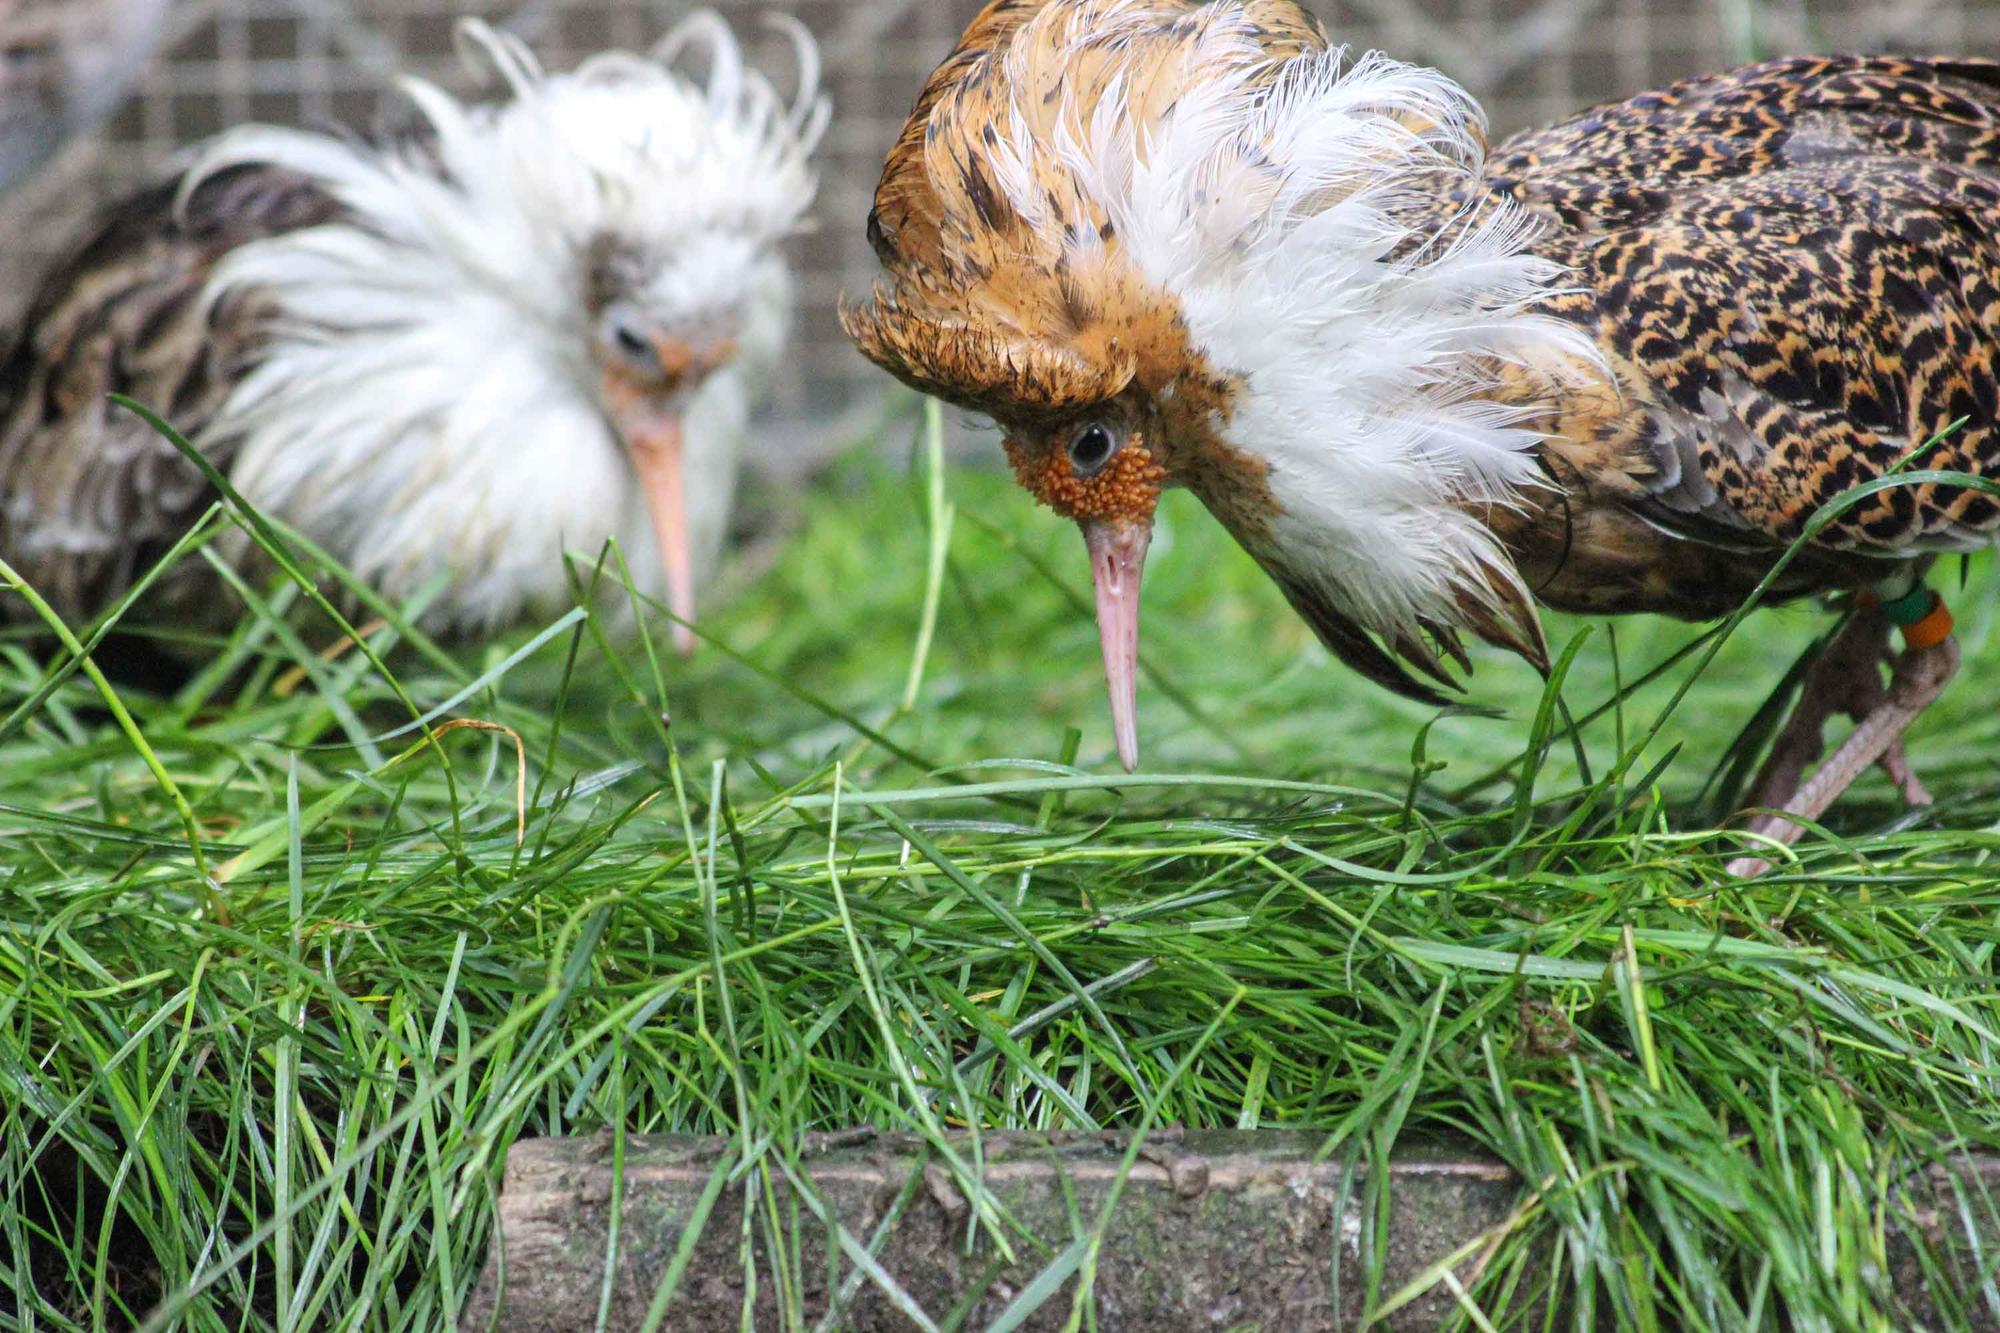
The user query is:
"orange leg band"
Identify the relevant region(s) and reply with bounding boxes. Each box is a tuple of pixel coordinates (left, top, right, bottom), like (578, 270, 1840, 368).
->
(1901, 595, 1954, 652)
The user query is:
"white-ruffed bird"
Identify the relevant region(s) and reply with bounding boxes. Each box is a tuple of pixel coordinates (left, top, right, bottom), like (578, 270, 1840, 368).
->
(0, 12, 827, 653)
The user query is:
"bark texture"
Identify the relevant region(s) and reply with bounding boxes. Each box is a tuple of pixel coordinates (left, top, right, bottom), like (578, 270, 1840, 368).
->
(461, 1128, 2000, 1331)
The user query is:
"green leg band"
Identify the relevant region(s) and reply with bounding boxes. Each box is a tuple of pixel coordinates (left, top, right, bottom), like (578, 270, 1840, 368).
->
(1879, 583, 1935, 628)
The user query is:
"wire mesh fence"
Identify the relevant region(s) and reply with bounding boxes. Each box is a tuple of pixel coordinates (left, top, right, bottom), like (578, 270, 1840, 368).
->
(0, 0, 1991, 437)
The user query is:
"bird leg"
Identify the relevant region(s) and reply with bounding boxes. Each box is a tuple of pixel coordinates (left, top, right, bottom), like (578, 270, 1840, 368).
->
(1744, 608, 1906, 817)
(1730, 586, 1958, 877)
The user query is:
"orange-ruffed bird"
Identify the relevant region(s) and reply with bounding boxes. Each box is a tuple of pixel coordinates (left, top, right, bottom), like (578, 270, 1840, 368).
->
(845, 0, 2000, 860)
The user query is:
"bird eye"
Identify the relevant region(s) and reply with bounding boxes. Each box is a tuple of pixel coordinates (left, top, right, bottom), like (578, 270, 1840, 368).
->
(1068, 421, 1120, 477)
(596, 304, 658, 369)
(613, 324, 650, 358)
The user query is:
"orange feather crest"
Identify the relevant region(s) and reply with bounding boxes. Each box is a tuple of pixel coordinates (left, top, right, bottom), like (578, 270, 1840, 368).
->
(840, 0, 1326, 418)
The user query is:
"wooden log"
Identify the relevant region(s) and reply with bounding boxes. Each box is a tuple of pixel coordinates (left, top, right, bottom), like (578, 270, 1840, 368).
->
(461, 1129, 2000, 1332)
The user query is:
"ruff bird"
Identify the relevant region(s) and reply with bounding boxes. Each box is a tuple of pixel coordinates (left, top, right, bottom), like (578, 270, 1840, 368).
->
(846, 0, 2000, 856)
(0, 13, 828, 653)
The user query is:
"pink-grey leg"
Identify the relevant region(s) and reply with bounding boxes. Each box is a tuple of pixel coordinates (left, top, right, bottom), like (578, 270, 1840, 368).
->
(1729, 598, 1958, 878)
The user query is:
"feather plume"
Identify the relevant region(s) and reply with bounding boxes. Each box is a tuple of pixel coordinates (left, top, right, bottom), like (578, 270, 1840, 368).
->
(161, 11, 828, 631)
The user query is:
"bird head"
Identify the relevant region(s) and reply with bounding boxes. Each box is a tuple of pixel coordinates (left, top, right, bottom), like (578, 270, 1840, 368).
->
(193, 12, 828, 647)
(845, 0, 1594, 767)
(582, 229, 760, 652)
(477, 11, 828, 650)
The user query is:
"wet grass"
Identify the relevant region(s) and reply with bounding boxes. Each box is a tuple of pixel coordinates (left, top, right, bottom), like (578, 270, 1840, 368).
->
(2, 401, 1999, 1330)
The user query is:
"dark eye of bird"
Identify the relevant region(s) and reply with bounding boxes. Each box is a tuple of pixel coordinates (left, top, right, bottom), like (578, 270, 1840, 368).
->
(613, 323, 651, 360)
(1069, 422, 1117, 476)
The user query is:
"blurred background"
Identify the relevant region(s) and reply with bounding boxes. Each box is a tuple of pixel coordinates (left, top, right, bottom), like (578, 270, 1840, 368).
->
(2, 0, 1993, 469)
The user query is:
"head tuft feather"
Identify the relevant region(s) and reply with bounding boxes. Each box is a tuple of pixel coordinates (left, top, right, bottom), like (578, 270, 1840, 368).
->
(843, 0, 1326, 414)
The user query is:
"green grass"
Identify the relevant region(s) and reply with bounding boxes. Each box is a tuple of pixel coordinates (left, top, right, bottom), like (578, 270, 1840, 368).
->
(3, 400, 1999, 1330)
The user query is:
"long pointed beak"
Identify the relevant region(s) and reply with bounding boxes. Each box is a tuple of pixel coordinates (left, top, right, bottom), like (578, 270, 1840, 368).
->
(1081, 518, 1152, 772)
(623, 415, 697, 656)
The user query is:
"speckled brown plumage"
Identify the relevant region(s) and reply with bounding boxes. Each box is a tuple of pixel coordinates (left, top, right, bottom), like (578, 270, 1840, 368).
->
(1493, 56, 2000, 614)
(0, 165, 338, 625)
(858, 19, 2000, 677)
(850, 0, 2000, 837)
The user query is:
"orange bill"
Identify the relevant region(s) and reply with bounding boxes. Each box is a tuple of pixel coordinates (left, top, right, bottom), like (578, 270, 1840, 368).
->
(623, 413, 698, 656)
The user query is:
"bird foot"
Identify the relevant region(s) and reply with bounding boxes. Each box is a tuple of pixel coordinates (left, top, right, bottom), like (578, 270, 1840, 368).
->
(1729, 610, 1957, 878)
(1875, 737, 1933, 810)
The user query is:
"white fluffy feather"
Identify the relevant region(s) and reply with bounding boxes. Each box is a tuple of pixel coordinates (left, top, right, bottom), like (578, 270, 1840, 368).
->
(182, 12, 825, 632)
(995, 0, 1602, 645)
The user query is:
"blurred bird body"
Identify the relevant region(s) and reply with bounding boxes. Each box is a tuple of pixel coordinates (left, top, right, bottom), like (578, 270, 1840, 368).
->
(848, 0, 2000, 848)
(0, 13, 827, 649)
